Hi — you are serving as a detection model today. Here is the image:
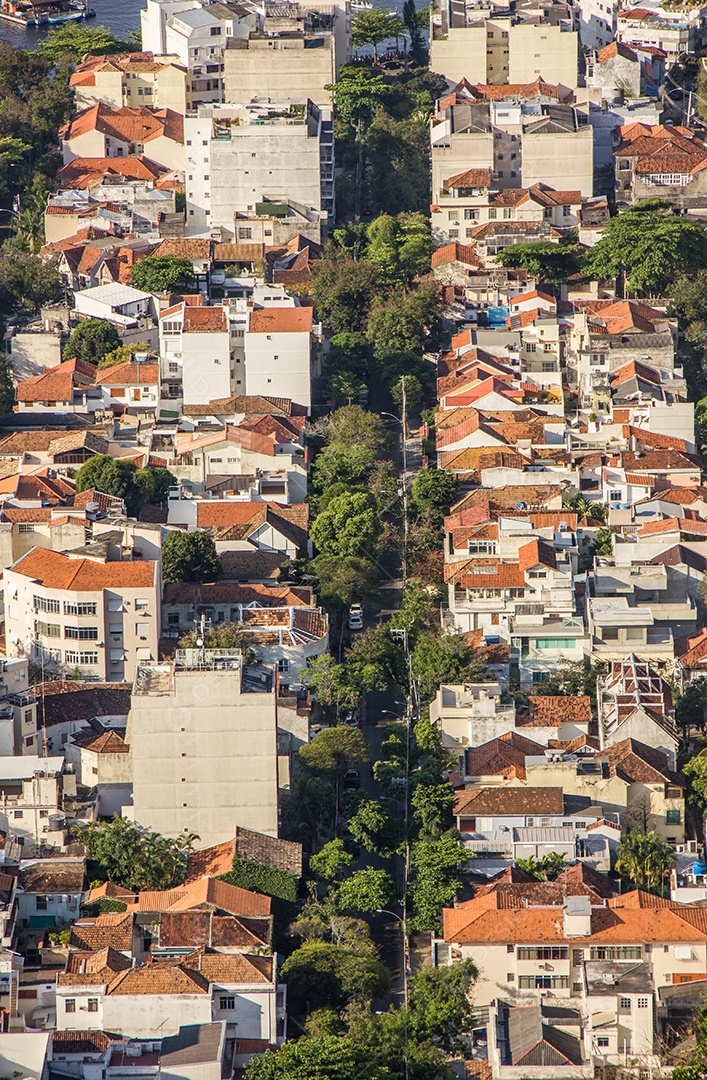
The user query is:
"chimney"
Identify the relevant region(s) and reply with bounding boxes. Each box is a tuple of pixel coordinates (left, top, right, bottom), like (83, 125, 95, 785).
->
(563, 895, 592, 938)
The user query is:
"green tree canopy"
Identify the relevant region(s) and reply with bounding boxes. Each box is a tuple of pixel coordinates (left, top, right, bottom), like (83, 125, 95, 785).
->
(302, 654, 360, 714)
(326, 65, 389, 127)
(311, 490, 384, 559)
(63, 319, 121, 364)
(309, 839, 353, 882)
(310, 249, 379, 335)
(313, 554, 379, 607)
(584, 200, 707, 294)
(409, 832, 468, 932)
(37, 23, 137, 62)
(97, 342, 152, 370)
(365, 212, 432, 285)
(130, 255, 196, 293)
(410, 467, 458, 523)
(615, 829, 676, 893)
(515, 853, 566, 881)
(496, 240, 582, 285)
(352, 9, 403, 59)
(347, 797, 401, 857)
(683, 753, 707, 813)
(73, 816, 196, 892)
(75, 456, 176, 517)
(367, 281, 440, 360)
(335, 867, 395, 914)
(411, 629, 488, 703)
(668, 270, 707, 349)
(0, 250, 61, 314)
(280, 941, 391, 1018)
(298, 725, 368, 776)
(75, 455, 141, 514)
(162, 531, 221, 585)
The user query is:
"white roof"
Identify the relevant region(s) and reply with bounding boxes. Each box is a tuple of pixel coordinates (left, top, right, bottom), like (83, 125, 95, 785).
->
(170, 7, 218, 28)
(588, 597, 653, 626)
(0, 756, 63, 779)
(75, 283, 152, 307)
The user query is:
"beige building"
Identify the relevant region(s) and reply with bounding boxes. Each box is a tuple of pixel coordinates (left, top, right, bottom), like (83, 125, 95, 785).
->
(430, 14, 579, 89)
(59, 105, 185, 174)
(127, 649, 281, 846)
(431, 98, 594, 199)
(224, 32, 337, 107)
(70, 53, 188, 115)
(3, 547, 160, 684)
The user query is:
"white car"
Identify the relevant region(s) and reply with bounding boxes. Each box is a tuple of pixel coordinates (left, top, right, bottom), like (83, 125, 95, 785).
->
(348, 604, 364, 631)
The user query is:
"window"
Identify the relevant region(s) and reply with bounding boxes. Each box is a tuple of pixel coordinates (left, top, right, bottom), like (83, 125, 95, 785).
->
(220, 996, 235, 1010)
(34, 596, 60, 614)
(517, 947, 568, 960)
(136, 623, 150, 637)
(573, 949, 584, 965)
(13, 810, 23, 819)
(135, 600, 149, 611)
(35, 621, 61, 638)
(64, 602, 97, 616)
(638, 998, 649, 1009)
(590, 946, 641, 961)
(65, 999, 76, 1013)
(507, 973, 515, 982)
(64, 626, 98, 640)
(535, 637, 577, 650)
(88, 999, 99, 1012)
(667, 809, 681, 824)
(18, 523, 35, 533)
(464, 209, 479, 220)
(507, 944, 514, 953)
(36, 896, 47, 911)
(601, 627, 619, 641)
(597, 1037, 610, 1048)
(519, 975, 568, 989)
(620, 997, 632, 1010)
(608, 490, 622, 502)
(65, 651, 98, 666)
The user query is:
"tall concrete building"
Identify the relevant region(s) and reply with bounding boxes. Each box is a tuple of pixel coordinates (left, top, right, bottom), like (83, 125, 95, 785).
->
(430, 9, 579, 89)
(184, 100, 333, 238)
(127, 649, 280, 846)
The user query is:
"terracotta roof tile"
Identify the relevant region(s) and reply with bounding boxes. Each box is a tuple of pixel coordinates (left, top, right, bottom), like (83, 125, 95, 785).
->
(524, 696, 592, 726)
(9, 548, 156, 591)
(248, 308, 313, 333)
(95, 362, 159, 386)
(454, 786, 564, 816)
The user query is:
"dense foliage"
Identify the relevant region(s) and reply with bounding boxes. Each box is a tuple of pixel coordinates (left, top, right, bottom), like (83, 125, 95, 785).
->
(220, 856, 298, 903)
(162, 530, 221, 584)
(74, 816, 196, 892)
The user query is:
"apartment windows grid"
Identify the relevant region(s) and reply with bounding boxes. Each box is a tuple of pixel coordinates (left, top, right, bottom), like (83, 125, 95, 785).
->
(638, 998, 649, 1009)
(35, 621, 61, 638)
(18, 523, 35, 534)
(519, 975, 568, 989)
(517, 946, 568, 960)
(63, 602, 97, 616)
(620, 997, 632, 1010)
(65, 651, 99, 665)
(64, 627, 99, 640)
(589, 946, 641, 961)
(33, 596, 60, 614)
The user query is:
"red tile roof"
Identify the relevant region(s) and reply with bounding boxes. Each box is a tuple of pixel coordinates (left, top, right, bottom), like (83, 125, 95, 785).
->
(9, 548, 156, 591)
(60, 104, 183, 146)
(248, 308, 313, 333)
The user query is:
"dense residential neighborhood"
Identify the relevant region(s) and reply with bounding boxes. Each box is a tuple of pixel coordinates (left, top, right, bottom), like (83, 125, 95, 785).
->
(1, 0, 707, 1077)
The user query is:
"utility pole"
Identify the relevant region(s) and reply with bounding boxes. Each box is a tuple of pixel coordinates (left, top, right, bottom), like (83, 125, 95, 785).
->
(401, 374, 409, 590)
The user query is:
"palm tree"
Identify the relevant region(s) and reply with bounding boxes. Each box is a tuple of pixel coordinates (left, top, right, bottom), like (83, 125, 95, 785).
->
(615, 830, 676, 894)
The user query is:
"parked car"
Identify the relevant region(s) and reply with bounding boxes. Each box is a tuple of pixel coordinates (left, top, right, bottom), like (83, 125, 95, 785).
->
(343, 769, 361, 790)
(348, 604, 364, 631)
(344, 709, 360, 728)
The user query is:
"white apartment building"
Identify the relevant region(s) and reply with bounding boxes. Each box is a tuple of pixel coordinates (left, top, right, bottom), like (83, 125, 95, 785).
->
(127, 649, 280, 846)
(0, 757, 66, 855)
(430, 10, 580, 88)
(56, 951, 284, 1043)
(4, 548, 160, 684)
(577, 0, 618, 48)
(141, 0, 260, 106)
(160, 294, 317, 410)
(184, 101, 334, 239)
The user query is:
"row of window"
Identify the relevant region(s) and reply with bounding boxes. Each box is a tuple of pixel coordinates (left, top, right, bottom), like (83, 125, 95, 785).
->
(35, 624, 99, 640)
